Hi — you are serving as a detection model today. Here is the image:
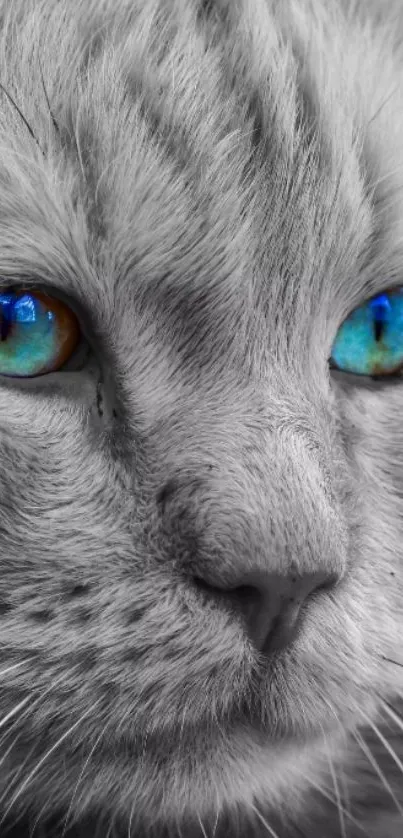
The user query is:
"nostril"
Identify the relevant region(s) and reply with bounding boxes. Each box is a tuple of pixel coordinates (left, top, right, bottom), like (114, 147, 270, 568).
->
(317, 576, 337, 594)
(192, 569, 337, 655)
(192, 575, 216, 595)
(192, 576, 265, 633)
(192, 576, 260, 609)
(193, 575, 244, 597)
(221, 584, 262, 620)
(192, 576, 255, 598)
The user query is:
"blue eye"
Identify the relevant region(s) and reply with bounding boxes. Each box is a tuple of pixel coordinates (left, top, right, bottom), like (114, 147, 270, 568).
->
(330, 289, 403, 376)
(0, 288, 81, 378)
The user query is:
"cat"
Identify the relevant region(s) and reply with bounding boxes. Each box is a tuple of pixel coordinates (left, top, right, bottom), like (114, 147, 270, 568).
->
(0, 0, 403, 835)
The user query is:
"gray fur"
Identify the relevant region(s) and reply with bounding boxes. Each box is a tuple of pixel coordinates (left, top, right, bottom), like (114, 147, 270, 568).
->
(0, 0, 402, 835)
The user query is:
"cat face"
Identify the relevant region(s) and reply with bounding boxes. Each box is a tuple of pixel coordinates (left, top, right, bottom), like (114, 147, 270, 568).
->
(0, 0, 402, 835)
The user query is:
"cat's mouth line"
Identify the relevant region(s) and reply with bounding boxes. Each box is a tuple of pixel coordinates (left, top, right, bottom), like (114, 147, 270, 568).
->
(86, 704, 340, 773)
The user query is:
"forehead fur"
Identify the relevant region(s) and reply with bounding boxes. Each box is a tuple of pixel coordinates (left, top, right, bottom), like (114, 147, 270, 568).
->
(0, 0, 401, 387)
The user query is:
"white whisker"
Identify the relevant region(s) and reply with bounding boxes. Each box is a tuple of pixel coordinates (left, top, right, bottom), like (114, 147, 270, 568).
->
(28, 798, 52, 838)
(321, 725, 347, 838)
(360, 711, 403, 777)
(303, 772, 363, 831)
(211, 789, 220, 838)
(197, 812, 208, 838)
(0, 703, 98, 827)
(0, 741, 37, 808)
(0, 733, 22, 769)
(0, 696, 31, 730)
(127, 797, 135, 838)
(248, 802, 280, 838)
(61, 719, 110, 838)
(353, 729, 402, 815)
(379, 699, 403, 735)
(1, 673, 70, 743)
(105, 813, 118, 838)
(0, 661, 29, 679)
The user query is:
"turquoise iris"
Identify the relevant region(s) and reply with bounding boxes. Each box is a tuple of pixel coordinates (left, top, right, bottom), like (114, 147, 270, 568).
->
(0, 291, 56, 377)
(330, 289, 403, 376)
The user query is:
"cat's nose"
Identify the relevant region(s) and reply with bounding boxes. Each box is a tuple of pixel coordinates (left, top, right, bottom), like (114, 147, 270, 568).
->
(192, 568, 336, 655)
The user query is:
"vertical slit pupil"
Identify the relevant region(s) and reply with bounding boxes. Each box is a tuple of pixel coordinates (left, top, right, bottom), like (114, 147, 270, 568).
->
(370, 294, 391, 344)
(374, 318, 383, 342)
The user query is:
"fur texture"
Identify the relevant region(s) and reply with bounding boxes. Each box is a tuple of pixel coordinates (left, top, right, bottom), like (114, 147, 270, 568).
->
(0, 0, 403, 835)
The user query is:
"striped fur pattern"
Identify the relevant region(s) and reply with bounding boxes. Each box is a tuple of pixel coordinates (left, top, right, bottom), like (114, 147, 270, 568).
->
(0, 0, 402, 835)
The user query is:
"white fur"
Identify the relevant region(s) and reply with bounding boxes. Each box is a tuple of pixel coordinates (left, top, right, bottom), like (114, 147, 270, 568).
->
(0, 1, 402, 835)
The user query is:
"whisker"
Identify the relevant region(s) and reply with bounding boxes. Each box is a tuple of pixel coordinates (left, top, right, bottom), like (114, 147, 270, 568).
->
(353, 729, 402, 815)
(321, 725, 347, 838)
(197, 813, 208, 838)
(0, 661, 30, 679)
(0, 733, 22, 769)
(0, 703, 98, 827)
(105, 812, 118, 838)
(379, 699, 403, 734)
(334, 754, 352, 832)
(248, 802, 280, 838)
(211, 790, 220, 838)
(319, 695, 342, 726)
(360, 711, 403, 776)
(0, 672, 70, 743)
(0, 696, 31, 730)
(127, 797, 135, 838)
(0, 671, 86, 832)
(29, 799, 53, 838)
(61, 719, 110, 838)
(0, 741, 38, 808)
(302, 767, 363, 830)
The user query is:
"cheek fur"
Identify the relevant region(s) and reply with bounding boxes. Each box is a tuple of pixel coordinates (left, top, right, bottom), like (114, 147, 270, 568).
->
(0, 0, 402, 836)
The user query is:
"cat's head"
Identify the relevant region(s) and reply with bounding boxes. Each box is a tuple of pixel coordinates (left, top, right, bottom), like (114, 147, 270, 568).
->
(0, 0, 402, 835)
